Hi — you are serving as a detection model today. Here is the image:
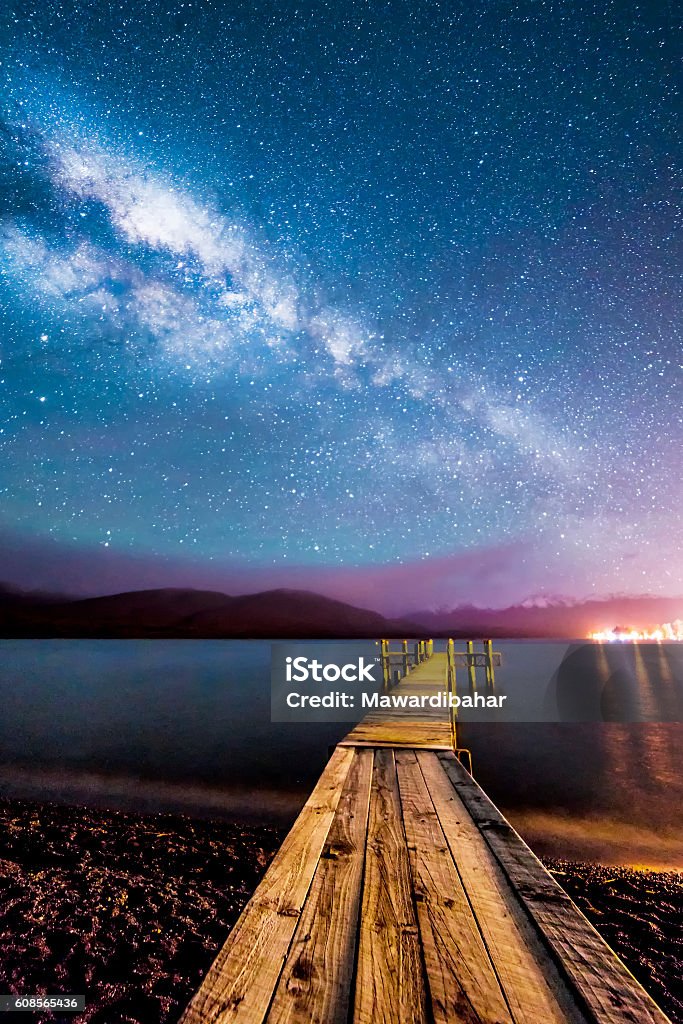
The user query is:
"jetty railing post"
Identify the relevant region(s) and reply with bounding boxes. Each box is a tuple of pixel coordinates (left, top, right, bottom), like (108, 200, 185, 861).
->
(402, 639, 409, 677)
(427, 638, 433, 658)
(484, 639, 495, 687)
(381, 639, 389, 692)
(466, 639, 476, 689)
(446, 638, 457, 750)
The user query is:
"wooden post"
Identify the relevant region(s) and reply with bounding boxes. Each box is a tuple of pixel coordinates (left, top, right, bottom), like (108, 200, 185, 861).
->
(484, 639, 495, 686)
(446, 639, 457, 751)
(381, 639, 389, 692)
(427, 639, 433, 658)
(466, 639, 476, 689)
(402, 639, 409, 677)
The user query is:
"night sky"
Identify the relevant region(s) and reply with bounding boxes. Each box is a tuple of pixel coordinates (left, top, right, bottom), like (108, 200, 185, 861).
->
(0, 1, 680, 612)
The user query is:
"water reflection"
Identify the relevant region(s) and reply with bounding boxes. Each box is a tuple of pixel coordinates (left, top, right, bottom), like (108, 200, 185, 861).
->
(460, 720, 683, 869)
(0, 639, 681, 868)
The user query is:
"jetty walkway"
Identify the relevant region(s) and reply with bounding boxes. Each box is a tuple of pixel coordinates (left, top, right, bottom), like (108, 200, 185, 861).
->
(180, 642, 671, 1024)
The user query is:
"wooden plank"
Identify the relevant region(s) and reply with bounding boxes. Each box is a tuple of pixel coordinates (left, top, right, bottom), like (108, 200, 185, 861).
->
(382, 654, 449, 688)
(437, 752, 672, 1024)
(266, 748, 373, 1024)
(353, 748, 428, 1024)
(341, 721, 452, 748)
(341, 653, 452, 748)
(348, 711, 451, 724)
(362, 708, 451, 719)
(179, 746, 354, 1024)
(395, 750, 513, 1024)
(341, 740, 453, 749)
(418, 752, 588, 1024)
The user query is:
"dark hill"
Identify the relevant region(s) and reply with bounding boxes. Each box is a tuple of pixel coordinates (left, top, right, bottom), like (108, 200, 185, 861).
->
(1, 583, 680, 639)
(0, 585, 416, 639)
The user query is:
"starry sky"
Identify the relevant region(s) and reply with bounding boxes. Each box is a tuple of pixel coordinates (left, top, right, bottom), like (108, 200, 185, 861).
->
(0, 0, 680, 613)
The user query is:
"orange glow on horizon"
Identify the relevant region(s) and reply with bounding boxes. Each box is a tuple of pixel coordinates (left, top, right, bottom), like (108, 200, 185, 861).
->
(589, 620, 683, 642)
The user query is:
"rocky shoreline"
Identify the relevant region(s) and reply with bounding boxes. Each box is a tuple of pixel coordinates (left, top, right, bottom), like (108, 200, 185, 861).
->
(0, 797, 680, 1023)
(544, 858, 682, 1023)
(0, 798, 285, 1023)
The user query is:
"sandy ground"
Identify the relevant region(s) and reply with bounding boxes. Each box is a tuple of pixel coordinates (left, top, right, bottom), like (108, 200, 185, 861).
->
(0, 797, 680, 1023)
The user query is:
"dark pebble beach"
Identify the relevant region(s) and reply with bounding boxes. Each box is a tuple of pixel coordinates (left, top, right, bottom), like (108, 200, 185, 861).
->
(0, 798, 285, 1023)
(544, 858, 682, 1024)
(0, 798, 680, 1024)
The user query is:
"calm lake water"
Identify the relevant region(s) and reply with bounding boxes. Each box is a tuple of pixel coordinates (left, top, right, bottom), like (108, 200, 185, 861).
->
(0, 639, 681, 869)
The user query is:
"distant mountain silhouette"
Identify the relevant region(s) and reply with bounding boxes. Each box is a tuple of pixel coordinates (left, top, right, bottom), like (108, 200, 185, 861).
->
(0, 583, 680, 639)
(0, 585, 418, 639)
(416, 595, 683, 639)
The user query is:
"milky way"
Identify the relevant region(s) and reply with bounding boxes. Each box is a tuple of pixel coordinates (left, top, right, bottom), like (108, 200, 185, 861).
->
(0, 1, 680, 610)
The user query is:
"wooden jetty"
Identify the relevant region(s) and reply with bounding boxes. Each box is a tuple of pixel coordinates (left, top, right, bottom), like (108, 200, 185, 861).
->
(180, 643, 671, 1024)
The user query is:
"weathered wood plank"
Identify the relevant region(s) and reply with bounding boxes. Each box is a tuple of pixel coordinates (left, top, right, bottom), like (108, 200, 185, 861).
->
(361, 703, 452, 720)
(353, 748, 428, 1024)
(437, 752, 672, 1024)
(418, 751, 588, 1024)
(395, 750, 513, 1024)
(179, 746, 355, 1024)
(341, 721, 452, 748)
(341, 653, 453, 749)
(266, 748, 373, 1024)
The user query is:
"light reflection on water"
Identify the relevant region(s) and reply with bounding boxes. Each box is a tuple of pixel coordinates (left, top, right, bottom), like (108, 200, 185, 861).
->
(459, 720, 683, 870)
